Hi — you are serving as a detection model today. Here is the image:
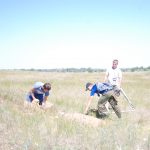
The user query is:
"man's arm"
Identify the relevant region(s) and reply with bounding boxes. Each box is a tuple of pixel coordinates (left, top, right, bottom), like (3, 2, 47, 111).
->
(30, 88, 36, 99)
(41, 96, 48, 106)
(29, 88, 39, 102)
(117, 70, 122, 88)
(84, 96, 93, 114)
(44, 96, 48, 102)
(117, 78, 122, 88)
(104, 71, 109, 83)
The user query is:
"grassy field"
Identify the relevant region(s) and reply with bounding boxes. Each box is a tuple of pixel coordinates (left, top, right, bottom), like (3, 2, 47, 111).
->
(0, 70, 150, 150)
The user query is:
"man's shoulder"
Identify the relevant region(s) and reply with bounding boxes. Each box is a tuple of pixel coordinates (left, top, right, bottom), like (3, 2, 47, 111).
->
(116, 68, 122, 73)
(92, 84, 97, 90)
(106, 67, 114, 72)
(90, 84, 97, 96)
(91, 84, 97, 92)
(97, 82, 112, 87)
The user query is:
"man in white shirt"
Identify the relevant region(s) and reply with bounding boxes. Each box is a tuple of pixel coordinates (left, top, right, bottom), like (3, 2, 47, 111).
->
(104, 59, 122, 88)
(104, 59, 122, 110)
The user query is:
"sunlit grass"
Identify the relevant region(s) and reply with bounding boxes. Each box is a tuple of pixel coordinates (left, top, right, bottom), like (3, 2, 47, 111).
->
(0, 71, 150, 149)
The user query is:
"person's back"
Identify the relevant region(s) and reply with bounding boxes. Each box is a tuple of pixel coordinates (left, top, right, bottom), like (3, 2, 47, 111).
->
(88, 82, 113, 97)
(84, 82, 121, 118)
(96, 82, 113, 94)
(33, 82, 45, 94)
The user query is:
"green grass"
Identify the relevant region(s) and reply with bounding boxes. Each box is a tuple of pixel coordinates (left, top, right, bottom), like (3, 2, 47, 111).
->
(0, 71, 150, 149)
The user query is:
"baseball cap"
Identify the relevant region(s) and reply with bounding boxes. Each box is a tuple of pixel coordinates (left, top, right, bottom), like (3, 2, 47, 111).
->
(85, 82, 92, 91)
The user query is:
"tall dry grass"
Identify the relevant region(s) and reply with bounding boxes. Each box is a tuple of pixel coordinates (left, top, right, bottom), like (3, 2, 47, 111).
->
(0, 70, 150, 149)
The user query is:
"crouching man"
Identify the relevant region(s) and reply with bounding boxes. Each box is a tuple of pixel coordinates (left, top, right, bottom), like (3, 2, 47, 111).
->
(25, 82, 51, 107)
(84, 82, 121, 118)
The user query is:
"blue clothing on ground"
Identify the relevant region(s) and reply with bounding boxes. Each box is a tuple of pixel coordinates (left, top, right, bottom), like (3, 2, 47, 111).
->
(90, 82, 113, 96)
(28, 93, 44, 104)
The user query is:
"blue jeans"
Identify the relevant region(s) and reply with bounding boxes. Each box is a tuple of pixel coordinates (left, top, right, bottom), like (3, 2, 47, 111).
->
(27, 93, 44, 105)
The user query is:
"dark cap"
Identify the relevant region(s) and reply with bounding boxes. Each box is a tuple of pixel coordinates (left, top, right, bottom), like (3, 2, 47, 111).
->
(85, 82, 92, 91)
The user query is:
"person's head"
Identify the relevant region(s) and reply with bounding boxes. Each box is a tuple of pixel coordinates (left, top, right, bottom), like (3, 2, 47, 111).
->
(112, 59, 119, 69)
(85, 82, 93, 91)
(43, 83, 51, 92)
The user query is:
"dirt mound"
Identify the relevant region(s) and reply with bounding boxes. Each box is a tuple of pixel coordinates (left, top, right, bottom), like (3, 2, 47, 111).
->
(24, 101, 54, 109)
(59, 112, 106, 127)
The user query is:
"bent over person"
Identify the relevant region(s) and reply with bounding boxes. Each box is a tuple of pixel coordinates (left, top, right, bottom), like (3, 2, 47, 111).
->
(84, 82, 121, 118)
(25, 82, 51, 106)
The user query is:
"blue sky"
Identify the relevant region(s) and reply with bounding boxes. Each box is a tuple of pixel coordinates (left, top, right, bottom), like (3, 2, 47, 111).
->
(0, 0, 150, 69)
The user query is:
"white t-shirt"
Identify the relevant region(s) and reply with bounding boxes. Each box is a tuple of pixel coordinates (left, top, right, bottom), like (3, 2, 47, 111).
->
(106, 68, 122, 86)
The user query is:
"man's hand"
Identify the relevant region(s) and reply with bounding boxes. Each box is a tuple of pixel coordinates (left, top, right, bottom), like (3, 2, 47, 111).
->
(42, 102, 46, 107)
(84, 96, 93, 115)
(84, 110, 88, 115)
(113, 86, 121, 97)
(32, 98, 39, 104)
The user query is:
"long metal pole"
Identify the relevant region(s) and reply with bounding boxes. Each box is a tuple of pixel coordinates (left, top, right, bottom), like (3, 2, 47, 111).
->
(120, 88, 135, 109)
